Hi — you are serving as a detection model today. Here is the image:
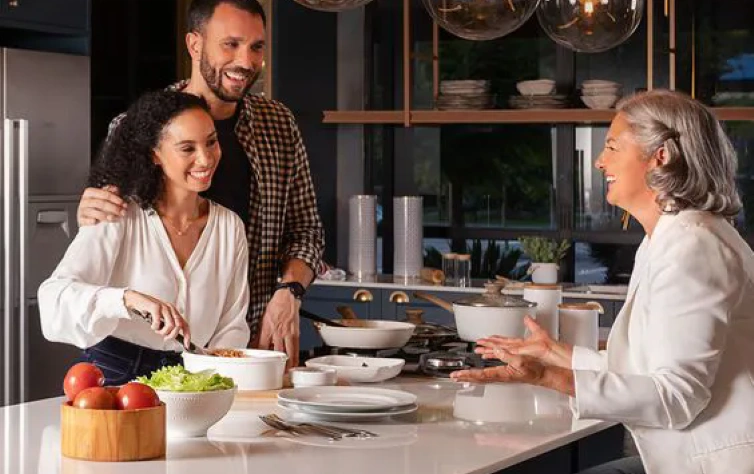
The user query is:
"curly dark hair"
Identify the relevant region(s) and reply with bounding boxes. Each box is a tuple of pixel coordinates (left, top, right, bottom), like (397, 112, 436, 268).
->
(88, 90, 211, 209)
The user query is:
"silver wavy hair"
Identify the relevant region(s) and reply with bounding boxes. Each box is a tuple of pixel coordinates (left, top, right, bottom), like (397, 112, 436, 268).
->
(616, 89, 742, 217)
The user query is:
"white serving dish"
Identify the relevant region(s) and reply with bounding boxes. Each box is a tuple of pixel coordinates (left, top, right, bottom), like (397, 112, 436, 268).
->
(182, 349, 287, 391)
(516, 79, 556, 96)
(289, 366, 338, 387)
(305, 355, 405, 383)
(581, 94, 619, 109)
(156, 386, 236, 438)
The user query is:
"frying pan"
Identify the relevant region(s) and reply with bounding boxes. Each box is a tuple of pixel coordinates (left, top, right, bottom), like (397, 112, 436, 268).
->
(300, 309, 415, 349)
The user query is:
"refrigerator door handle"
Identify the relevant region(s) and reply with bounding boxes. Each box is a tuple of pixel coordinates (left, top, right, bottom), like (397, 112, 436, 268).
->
(3, 118, 15, 406)
(36, 209, 70, 237)
(17, 119, 29, 404)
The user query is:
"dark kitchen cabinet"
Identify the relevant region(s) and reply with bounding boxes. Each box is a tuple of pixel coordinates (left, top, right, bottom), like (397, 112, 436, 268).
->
(0, 0, 90, 34)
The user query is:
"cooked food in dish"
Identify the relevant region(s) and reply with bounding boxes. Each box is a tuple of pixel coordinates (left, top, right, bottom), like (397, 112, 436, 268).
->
(208, 348, 246, 358)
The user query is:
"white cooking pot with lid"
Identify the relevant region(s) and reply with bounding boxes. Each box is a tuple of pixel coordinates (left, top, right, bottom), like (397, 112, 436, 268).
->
(414, 291, 537, 342)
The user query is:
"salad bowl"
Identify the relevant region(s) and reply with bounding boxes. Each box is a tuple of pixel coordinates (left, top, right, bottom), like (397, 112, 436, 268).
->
(137, 366, 236, 438)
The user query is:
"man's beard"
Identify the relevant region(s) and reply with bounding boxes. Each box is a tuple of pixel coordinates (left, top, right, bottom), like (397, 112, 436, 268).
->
(199, 51, 257, 102)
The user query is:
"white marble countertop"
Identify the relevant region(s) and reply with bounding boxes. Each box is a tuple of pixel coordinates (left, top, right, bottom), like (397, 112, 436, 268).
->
(1, 377, 615, 474)
(313, 275, 628, 301)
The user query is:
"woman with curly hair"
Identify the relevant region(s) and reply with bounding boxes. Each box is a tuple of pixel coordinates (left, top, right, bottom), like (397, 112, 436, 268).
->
(38, 90, 250, 384)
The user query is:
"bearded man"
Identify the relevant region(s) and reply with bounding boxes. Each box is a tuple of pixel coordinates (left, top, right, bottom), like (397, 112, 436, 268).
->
(77, 0, 324, 368)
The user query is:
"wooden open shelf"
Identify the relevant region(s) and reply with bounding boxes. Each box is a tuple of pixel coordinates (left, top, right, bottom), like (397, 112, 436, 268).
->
(323, 107, 754, 125)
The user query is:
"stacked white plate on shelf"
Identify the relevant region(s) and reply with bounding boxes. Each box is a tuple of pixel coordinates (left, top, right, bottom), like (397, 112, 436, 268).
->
(580, 80, 622, 109)
(436, 80, 495, 110)
(277, 386, 419, 421)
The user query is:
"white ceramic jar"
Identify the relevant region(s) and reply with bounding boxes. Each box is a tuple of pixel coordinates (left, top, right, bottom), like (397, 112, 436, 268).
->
(523, 283, 563, 339)
(557, 302, 603, 350)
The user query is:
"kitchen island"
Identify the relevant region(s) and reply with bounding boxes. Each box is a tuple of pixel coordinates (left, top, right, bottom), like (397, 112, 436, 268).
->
(1, 377, 622, 474)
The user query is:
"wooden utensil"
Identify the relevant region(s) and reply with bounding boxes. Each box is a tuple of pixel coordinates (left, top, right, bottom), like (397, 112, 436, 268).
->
(420, 267, 445, 284)
(413, 291, 455, 313)
(336, 305, 359, 320)
(61, 402, 166, 461)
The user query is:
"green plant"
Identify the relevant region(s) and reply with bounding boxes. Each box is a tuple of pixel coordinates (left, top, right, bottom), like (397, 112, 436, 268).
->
(519, 236, 570, 264)
(423, 246, 443, 270)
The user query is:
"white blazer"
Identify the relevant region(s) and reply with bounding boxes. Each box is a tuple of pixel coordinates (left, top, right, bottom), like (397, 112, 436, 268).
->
(570, 210, 754, 474)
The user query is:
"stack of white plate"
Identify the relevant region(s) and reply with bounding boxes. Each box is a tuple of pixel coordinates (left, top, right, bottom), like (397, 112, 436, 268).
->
(508, 94, 570, 109)
(437, 80, 495, 110)
(277, 386, 418, 421)
(580, 80, 622, 109)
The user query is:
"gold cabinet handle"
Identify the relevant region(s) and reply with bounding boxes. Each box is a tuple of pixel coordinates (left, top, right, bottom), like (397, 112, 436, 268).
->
(389, 291, 409, 304)
(353, 289, 373, 303)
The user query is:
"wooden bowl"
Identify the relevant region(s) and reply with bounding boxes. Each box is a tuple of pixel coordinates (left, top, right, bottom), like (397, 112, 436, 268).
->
(61, 401, 166, 462)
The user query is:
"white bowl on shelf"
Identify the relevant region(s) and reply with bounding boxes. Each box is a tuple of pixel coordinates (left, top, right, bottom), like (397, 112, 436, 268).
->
(581, 85, 623, 96)
(516, 79, 556, 96)
(156, 386, 236, 438)
(581, 94, 619, 109)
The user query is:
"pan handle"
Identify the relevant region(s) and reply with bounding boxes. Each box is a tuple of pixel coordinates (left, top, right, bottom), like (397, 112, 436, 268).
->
(299, 309, 346, 328)
(413, 291, 455, 313)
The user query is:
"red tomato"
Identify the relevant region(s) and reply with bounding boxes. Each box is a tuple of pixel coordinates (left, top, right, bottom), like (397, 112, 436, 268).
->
(104, 386, 120, 397)
(73, 387, 116, 410)
(115, 382, 160, 410)
(63, 363, 105, 401)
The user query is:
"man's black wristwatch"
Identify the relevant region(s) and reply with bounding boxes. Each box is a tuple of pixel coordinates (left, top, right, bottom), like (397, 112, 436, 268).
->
(274, 281, 307, 300)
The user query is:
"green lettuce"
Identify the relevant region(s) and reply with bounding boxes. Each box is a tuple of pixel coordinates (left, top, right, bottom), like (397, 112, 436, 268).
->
(136, 365, 234, 392)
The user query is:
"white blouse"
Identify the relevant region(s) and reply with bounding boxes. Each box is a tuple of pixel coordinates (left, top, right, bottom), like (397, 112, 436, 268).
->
(38, 201, 251, 352)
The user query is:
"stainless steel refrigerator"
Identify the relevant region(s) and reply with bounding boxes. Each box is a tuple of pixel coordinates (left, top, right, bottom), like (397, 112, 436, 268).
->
(0, 48, 90, 407)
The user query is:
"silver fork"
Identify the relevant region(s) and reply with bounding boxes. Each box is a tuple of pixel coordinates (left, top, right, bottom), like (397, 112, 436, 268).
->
(259, 415, 340, 441)
(268, 414, 378, 439)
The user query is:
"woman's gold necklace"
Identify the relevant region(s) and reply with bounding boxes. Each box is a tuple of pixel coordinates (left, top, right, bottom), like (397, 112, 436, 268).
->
(157, 204, 204, 237)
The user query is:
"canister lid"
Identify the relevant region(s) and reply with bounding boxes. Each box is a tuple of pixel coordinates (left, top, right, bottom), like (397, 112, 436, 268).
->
(455, 292, 536, 308)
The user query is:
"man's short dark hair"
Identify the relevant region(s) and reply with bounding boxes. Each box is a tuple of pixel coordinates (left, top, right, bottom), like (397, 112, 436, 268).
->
(188, 0, 266, 33)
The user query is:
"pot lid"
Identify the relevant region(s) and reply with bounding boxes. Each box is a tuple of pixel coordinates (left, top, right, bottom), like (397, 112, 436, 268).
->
(454, 292, 536, 309)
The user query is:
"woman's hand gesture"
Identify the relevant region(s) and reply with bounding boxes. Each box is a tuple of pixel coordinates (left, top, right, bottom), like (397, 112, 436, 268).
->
(474, 316, 573, 369)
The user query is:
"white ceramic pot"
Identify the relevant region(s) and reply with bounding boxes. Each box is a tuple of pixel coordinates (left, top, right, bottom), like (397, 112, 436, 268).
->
(414, 291, 536, 342)
(530, 262, 559, 284)
(156, 387, 236, 438)
(182, 349, 287, 391)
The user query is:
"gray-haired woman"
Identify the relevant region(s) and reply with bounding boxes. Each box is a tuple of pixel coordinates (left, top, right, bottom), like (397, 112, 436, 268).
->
(451, 90, 754, 474)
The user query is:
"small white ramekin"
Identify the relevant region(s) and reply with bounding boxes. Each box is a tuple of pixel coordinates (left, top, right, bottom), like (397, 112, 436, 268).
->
(289, 367, 338, 388)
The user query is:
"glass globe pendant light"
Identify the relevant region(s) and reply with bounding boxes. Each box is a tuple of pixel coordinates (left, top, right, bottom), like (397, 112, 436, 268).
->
(291, 0, 375, 12)
(422, 0, 541, 41)
(537, 0, 644, 53)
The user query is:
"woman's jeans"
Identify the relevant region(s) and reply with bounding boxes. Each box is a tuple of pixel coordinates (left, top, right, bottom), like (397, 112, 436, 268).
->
(578, 456, 645, 474)
(80, 336, 183, 385)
